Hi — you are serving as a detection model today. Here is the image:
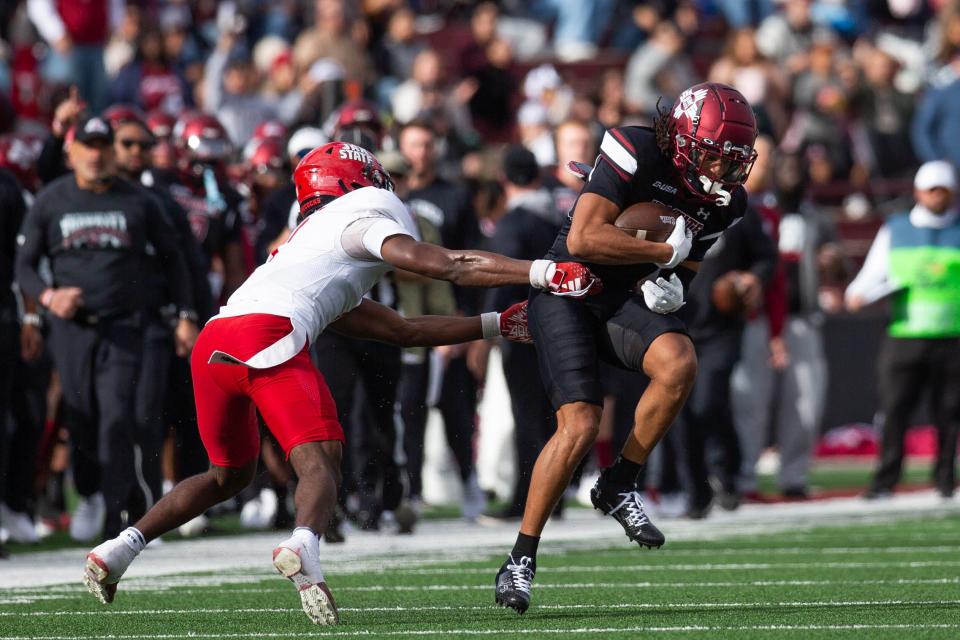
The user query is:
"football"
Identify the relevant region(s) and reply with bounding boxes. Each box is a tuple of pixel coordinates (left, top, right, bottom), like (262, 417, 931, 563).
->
(614, 202, 677, 242)
(711, 271, 749, 316)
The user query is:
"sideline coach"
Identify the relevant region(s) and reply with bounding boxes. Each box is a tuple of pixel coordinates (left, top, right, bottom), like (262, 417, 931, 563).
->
(16, 115, 194, 540)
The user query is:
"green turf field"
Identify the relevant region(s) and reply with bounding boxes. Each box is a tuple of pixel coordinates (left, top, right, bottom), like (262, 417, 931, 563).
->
(3, 512, 958, 639)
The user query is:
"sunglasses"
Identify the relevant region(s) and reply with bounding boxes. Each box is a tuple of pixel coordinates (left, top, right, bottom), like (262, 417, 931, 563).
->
(118, 138, 155, 150)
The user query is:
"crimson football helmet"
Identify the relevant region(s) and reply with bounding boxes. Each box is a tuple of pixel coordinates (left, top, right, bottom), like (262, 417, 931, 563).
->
(667, 82, 757, 204)
(294, 141, 394, 213)
(0, 133, 42, 192)
(146, 110, 176, 140)
(176, 113, 233, 162)
(332, 100, 383, 150)
(252, 120, 287, 143)
(102, 104, 147, 130)
(248, 138, 287, 175)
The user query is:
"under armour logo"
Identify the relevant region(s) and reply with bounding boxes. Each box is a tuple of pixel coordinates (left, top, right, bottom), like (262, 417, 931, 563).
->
(696, 207, 710, 220)
(673, 88, 708, 122)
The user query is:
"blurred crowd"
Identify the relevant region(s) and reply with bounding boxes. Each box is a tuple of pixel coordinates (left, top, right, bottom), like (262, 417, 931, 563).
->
(1, 0, 959, 556)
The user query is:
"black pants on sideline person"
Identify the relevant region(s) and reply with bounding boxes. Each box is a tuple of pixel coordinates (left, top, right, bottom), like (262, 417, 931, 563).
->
(502, 342, 556, 515)
(165, 357, 209, 481)
(313, 332, 403, 523)
(47, 312, 142, 539)
(677, 331, 743, 511)
(437, 355, 478, 483)
(129, 314, 174, 522)
(872, 336, 960, 497)
(399, 356, 431, 501)
(0, 293, 18, 513)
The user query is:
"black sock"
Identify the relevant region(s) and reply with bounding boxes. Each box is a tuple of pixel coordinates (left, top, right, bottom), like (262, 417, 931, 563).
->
(510, 532, 540, 563)
(603, 455, 646, 489)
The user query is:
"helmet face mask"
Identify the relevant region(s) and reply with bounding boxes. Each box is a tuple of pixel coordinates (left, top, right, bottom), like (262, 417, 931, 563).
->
(667, 83, 758, 204)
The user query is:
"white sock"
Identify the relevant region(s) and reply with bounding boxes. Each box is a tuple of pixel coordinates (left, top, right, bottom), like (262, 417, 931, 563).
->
(119, 527, 146, 554)
(291, 526, 318, 546)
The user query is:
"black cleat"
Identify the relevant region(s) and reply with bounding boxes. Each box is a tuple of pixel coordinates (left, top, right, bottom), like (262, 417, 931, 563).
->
(495, 554, 535, 614)
(591, 479, 665, 549)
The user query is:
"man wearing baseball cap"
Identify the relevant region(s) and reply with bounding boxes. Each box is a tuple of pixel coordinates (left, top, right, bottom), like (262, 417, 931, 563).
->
(16, 114, 195, 541)
(846, 159, 960, 500)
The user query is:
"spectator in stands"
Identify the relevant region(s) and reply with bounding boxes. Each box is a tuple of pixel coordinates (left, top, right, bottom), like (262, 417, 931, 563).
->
(755, 0, 834, 75)
(624, 20, 697, 116)
(379, 7, 426, 81)
(847, 160, 960, 500)
(543, 119, 596, 226)
(852, 43, 917, 179)
(26, 0, 121, 112)
(202, 31, 278, 147)
(708, 27, 788, 136)
(911, 52, 960, 169)
(292, 0, 374, 87)
(111, 27, 192, 114)
(517, 101, 554, 168)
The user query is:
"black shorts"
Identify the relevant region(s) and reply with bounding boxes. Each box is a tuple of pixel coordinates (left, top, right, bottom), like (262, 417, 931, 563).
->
(528, 287, 688, 409)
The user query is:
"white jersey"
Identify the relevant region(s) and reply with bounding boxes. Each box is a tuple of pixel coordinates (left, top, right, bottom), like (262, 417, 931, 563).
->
(211, 187, 419, 368)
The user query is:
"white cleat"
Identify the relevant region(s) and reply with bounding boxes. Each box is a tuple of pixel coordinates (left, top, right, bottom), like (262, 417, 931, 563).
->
(83, 537, 137, 604)
(70, 493, 105, 543)
(272, 539, 339, 625)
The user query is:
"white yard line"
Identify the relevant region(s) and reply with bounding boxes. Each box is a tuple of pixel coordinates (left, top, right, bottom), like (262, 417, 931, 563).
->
(5, 598, 960, 617)
(1, 490, 956, 589)
(4, 623, 960, 639)
(4, 577, 956, 602)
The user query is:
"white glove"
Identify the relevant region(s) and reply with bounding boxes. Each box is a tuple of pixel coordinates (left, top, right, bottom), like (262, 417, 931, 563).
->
(656, 216, 693, 269)
(641, 274, 685, 314)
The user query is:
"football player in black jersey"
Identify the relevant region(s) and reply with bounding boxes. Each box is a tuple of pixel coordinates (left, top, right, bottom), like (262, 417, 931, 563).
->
(495, 82, 759, 614)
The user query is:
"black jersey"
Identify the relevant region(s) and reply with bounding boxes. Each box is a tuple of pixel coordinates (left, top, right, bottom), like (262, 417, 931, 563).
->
(16, 175, 192, 319)
(546, 126, 748, 291)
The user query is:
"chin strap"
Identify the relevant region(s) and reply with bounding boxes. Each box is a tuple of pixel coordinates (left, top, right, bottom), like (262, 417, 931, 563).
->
(698, 175, 732, 206)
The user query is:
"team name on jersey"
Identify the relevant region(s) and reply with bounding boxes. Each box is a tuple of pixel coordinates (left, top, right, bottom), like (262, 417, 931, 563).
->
(338, 144, 374, 163)
(652, 180, 678, 194)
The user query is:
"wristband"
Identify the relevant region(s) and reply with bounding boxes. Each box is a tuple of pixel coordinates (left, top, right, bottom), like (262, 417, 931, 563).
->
(22, 313, 42, 327)
(481, 312, 500, 339)
(528, 259, 556, 289)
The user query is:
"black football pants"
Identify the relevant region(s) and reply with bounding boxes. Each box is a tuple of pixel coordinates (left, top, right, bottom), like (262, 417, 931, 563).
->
(872, 336, 960, 495)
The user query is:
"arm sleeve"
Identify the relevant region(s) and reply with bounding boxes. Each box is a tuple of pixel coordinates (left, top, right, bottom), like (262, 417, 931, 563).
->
(202, 48, 229, 113)
(360, 217, 416, 259)
(15, 206, 50, 300)
(26, 0, 66, 44)
(144, 196, 194, 314)
(37, 134, 67, 186)
(742, 209, 778, 287)
(844, 224, 891, 303)
(765, 262, 788, 338)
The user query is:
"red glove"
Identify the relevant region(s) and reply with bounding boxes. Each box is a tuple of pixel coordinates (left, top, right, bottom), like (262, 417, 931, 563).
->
(499, 301, 533, 344)
(548, 262, 603, 298)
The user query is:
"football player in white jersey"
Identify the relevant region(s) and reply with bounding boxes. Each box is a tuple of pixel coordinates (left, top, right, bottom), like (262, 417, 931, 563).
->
(82, 141, 600, 624)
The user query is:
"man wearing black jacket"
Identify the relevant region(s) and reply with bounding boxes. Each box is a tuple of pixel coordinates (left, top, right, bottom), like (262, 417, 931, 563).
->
(16, 115, 194, 541)
(111, 113, 208, 524)
(674, 206, 778, 516)
(0, 167, 28, 556)
(479, 147, 560, 520)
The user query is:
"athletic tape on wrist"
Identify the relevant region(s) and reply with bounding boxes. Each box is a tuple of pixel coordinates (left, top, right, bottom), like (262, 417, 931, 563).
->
(481, 312, 501, 339)
(529, 259, 554, 289)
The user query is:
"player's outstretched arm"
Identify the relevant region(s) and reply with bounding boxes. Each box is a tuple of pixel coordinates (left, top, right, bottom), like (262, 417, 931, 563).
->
(330, 298, 531, 348)
(567, 194, 689, 268)
(379, 234, 599, 296)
